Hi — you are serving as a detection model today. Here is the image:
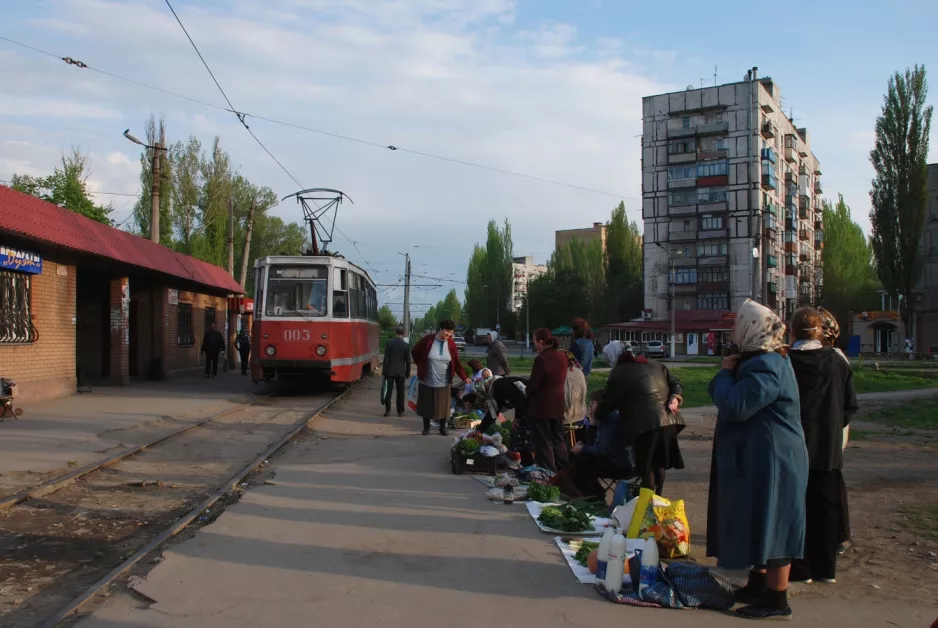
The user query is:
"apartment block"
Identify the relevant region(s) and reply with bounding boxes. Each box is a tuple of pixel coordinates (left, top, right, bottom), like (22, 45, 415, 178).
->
(641, 70, 823, 319)
(910, 163, 938, 351)
(555, 222, 607, 253)
(510, 255, 547, 312)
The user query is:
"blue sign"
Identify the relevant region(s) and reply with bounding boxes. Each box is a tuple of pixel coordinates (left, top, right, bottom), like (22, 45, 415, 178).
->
(0, 246, 43, 274)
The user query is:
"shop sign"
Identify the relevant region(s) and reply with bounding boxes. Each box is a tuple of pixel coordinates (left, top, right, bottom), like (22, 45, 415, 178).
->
(0, 246, 42, 274)
(168, 289, 179, 305)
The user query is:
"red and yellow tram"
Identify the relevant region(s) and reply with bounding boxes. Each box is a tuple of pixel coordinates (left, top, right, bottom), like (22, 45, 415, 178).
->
(250, 255, 379, 384)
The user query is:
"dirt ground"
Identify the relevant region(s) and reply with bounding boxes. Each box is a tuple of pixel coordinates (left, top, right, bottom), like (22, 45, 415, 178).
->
(673, 401, 938, 605)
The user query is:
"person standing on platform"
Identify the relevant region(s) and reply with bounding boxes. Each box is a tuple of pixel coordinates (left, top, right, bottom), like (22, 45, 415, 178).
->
(201, 322, 225, 379)
(570, 318, 594, 379)
(411, 320, 470, 435)
(526, 328, 570, 472)
(382, 327, 412, 417)
(486, 331, 510, 376)
(235, 328, 251, 376)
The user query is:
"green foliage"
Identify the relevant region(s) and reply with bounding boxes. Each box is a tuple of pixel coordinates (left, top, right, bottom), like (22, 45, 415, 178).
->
(604, 202, 644, 322)
(865, 400, 938, 430)
(12, 149, 113, 225)
(413, 288, 462, 333)
(869, 65, 933, 323)
(377, 305, 399, 331)
(464, 220, 514, 334)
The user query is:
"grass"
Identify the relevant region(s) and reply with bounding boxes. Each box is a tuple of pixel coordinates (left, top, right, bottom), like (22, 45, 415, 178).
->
(585, 367, 713, 408)
(863, 400, 938, 430)
(899, 503, 938, 541)
(850, 368, 938, 394)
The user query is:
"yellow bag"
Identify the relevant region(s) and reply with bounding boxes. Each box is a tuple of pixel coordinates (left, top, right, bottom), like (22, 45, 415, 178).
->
(625, 488, 691, 559)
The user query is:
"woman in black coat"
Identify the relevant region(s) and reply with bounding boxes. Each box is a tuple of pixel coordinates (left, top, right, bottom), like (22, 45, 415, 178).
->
(595, 347, 684, 495)
(788, 307, 858, 584)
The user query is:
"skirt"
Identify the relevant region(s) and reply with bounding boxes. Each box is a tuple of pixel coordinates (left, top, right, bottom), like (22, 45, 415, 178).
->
(417, 383, 451, 420)
(633, 425, 685, 477)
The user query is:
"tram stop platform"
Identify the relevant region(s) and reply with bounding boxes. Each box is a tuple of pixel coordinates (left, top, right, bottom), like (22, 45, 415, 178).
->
(0, 371, 261, 497)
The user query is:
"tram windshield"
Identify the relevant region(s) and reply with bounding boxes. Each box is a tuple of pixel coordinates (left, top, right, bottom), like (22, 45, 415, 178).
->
(265, 265, 329, 317)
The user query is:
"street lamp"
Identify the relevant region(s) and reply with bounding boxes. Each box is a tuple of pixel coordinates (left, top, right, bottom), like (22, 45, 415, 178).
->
(123, 129, 167, 244)
(656, 242, 683, 359)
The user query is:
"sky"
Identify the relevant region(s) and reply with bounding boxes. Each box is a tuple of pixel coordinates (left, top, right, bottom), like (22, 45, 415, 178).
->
(2, 0, 937, 317)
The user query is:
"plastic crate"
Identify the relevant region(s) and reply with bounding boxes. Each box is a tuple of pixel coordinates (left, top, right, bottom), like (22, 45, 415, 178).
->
(450, 449, 499, 475)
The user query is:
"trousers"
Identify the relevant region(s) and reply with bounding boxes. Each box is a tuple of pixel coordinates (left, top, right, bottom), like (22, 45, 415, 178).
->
(204, 351, 220, 377)
(384, 376, 406, 414)
(530, 418, 569, 473)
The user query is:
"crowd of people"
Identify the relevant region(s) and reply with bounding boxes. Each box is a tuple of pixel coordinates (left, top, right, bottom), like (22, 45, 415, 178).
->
(381, 303, 856, 621)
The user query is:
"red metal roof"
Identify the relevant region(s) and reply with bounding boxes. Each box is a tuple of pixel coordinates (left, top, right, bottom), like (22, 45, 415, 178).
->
(0, 185, 243, 294)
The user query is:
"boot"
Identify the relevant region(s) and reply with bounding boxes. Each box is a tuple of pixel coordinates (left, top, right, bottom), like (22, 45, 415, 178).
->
(422, 418, 431, 435)
(439, 420, 449, 436)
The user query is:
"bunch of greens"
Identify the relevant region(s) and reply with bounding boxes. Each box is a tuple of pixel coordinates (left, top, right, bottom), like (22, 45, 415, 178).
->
(455, 439, 480, 456)
(573, 540, 600, 567)
(527, 483, 560, 503)
(484, 421, 512, 448)
(538, 504, 593, 532)
(566, 497, 608, 518)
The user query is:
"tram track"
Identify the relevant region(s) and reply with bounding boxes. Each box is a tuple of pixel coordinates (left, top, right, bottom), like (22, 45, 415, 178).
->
(0, 385, 351, 628)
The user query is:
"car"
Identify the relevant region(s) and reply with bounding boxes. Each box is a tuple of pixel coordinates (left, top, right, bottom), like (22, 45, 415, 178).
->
(929, 345, 938, 360)
(645, 340, 669, 358)
(453, 336, 466, 352)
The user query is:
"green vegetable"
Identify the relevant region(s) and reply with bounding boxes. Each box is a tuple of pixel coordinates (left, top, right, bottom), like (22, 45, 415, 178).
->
(455, 439, 480, 456)
(527, 483, 561, 503)
(574, 541, 600, 567)
(566, 497, 607, 518)
(484, 422, 512, 448)
(538, 504, 593, 532)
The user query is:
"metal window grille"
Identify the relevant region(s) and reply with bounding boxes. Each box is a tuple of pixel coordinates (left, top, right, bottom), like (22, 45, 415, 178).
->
(178, 303, 194, 346)
(0, 271, 37, 343)
(204, 306, 216, 330)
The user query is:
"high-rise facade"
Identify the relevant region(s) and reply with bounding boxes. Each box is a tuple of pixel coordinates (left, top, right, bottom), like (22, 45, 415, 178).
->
(641, 70, 823, 320)
(510, 255, 547, 312)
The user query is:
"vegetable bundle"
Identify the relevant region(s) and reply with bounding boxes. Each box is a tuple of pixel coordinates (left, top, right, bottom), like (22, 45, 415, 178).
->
(455, 439, 480, 456)
(537, 504, 593, 532)
(573, 540, 600, 567)
(484, 421, 512, 448)
(526, 483, 560, 504)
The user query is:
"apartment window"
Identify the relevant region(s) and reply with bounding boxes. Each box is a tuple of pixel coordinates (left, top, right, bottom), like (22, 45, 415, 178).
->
(668, 165, 696, 181)
(699, 267, 729, 283)
(681, 116, 691, 128)
(699, 137, 727, 151)
(670, 268, 697, 285)
(698, 187, 728, 204)
(761, 162, 776, 176)
(204, 306, 216, 331)
(0, 270, 35, 344)
(668, 138, 696, 154)
(784, 231, 797, 243)
(700, 214, 725, 230)
(697, 242, 727, 257)
(787, 253, 798, 267)
(177, 303, 194, 346)
(785, 134, 798, 149)
(668, 188, 696, 206)
(681, 246, 692, 259)
(698, 292, 729, 310)
(697, 160, 728, 177)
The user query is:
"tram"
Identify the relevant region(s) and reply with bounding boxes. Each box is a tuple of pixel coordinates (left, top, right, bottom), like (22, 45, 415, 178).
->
(250, 254, 379, 384)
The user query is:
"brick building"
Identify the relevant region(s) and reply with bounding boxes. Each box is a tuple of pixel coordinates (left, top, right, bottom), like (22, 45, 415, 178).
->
(0, 185, 243, 403)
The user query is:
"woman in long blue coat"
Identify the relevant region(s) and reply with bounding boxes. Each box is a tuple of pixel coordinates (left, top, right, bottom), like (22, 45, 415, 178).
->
(708, 299, 809, 621)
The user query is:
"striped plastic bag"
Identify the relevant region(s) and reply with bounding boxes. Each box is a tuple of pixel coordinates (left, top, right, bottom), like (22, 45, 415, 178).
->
(406, 376, 419, 413)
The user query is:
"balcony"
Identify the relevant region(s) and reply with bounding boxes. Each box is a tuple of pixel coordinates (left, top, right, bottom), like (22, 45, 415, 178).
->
(814, 220, 823, 231)
(697, 120, 729, 136)
(669, 228, 698, 242)
(785, 137, 799, 163)
(698, 280, 730, 292)
(785, 171, 796, 184)
(786, 264, 798, 276)
(699, 228, 729, 239)
(800, 229, 810, 241)
(761, 173, 778, 190)
(768, 281, 778, 294)
(668, 151, 696, 164)
(815, 180, 823, 194)
(697, 255, 728, 266)
(815, 239, 824, 250)
(800, 206, 810, 219)
(667, 125, 695, 139)
(698, 148, 729, 161)
(785, 241, 797, 253)
(800, 196, 811, 210)
(761, 100, 775, 113)
(668, 177, 696, 189)
(764, 215, 778, 232)
(668, 204, 697, 216)
(761, 147, 778, 164)
(764, 202, 779, 216)
(762, 122, 776, 139)
(767, 254, 778, 268)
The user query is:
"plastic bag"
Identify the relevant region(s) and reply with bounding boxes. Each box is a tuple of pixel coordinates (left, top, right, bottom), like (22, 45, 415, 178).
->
(406, 376, 419, 413)
(380, 378, 390, 406)
(626, 488, 691, 559)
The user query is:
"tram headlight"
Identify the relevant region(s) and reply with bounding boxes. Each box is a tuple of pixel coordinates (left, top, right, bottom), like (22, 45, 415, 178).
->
(315, 345, 327, 357)
(265, 345, 276, 356)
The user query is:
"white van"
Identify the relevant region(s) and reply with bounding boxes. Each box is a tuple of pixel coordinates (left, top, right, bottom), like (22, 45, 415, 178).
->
(474, 328, 493, 345)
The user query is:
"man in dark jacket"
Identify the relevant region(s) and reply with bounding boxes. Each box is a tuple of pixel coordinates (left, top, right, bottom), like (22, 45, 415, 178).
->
(201, 322, 225, 379)
(382, 327, 412, 417)
(235, 329, 251, 375)
(486, 332, 510, 376)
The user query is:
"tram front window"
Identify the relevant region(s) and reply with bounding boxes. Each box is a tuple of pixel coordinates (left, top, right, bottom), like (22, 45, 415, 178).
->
(265, 266, 329, 317)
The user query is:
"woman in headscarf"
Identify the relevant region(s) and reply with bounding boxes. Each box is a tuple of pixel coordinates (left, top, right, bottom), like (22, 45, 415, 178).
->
(787, 307, 858, 585)
(595, 345, 684, 495)
(707, 299, 808, 621)
(411, 320, 470, 436)
(818, 307, 853, 556)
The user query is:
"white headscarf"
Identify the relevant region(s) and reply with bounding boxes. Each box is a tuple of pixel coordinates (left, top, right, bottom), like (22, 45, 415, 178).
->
(733, 299, 787, 353)
(603, 340, 625, 366)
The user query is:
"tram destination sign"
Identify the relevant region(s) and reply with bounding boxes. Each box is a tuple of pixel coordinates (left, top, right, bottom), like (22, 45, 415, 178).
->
(0, 246, 43, 274)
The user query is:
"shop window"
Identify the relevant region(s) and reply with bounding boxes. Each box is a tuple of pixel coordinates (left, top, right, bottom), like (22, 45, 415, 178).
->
(0, 271, 35, 343)
(178, 303, 194, 346)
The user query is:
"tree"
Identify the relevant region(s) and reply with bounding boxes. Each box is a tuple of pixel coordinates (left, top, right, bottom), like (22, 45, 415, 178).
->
(131, 115, 174, 244)
(12, 149, 114, 225)
(377, 305, 398, 331)
(820, 196, 881, 337)
(605, 202, 644, 322)
(169, 135, 203, 253)
(869, 65, 933, 325)
(464, 219, 513, 333)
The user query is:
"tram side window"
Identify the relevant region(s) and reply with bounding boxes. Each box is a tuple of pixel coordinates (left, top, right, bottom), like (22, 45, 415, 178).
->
(349, 273, 360, 319)
(333, 267, 348, 318)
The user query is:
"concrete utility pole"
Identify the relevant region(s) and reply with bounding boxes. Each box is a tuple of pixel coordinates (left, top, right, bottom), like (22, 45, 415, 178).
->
(656, 242, 680, 358)
(750, 66, 763, 303)
(227, 197, 235, 277)
(122, 128, 167, 244)
(238, 197, 257, 289)
(402, 253, 411, 339)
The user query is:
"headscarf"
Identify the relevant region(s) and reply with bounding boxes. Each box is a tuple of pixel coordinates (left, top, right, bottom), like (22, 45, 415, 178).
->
(733, 298, 787, 354)
(817, 307, 840, 345)
(617, 347, 648, 364)
(602, 340, 624, 366)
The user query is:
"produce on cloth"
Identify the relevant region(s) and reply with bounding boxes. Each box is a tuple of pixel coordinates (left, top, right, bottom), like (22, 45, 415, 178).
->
(455, 438, 480, 456)
(573, 540, 600, 567)
(527, 483, 561, 504)
(537, 504, 593, 532)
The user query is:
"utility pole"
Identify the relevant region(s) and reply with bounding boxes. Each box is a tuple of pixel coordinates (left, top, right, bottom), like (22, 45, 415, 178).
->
(402, 253, 411, 339)
(525, 272, 530, 350)
(656, 242, 680, 359)
(238, 197, 256, 288)
(749, 66, 763, 303)
(227, 197, 235, 277)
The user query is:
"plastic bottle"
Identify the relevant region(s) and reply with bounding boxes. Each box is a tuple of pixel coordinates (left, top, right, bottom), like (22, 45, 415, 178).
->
(638, 536, 659, 597)
(602, 532, 627, 594)
(595, 525, 616, 582)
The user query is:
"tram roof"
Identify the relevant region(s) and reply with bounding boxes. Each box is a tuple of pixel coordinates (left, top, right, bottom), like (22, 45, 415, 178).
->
(256, 255, 373, 283)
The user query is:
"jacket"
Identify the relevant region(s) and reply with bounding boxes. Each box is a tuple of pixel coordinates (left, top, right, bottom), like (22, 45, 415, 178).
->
(477, 376, 529, 433)
(707, 352, 809, 570)
(563, 363, 587, 425)
(486, 339, 510, 376)
(580, 410, 632, 472)
(788, 347, 858, 470)
(595, 360, 685, 443)
(201, 329, 225, 354)
(526, 347, 569, 420)
(411, 334, 468, 384)
(570, 337, 594, 377)
(382, 337, 412, 379)
(235, 333, 251, 353)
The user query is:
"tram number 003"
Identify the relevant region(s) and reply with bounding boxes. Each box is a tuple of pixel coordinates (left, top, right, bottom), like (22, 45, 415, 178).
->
(283, 329, 311, 341)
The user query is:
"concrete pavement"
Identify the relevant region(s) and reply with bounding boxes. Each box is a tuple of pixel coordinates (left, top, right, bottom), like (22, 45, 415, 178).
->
(77, 377, 937, 628)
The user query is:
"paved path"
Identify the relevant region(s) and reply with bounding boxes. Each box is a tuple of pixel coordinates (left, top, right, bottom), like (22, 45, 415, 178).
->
(77, 377, 937, 628)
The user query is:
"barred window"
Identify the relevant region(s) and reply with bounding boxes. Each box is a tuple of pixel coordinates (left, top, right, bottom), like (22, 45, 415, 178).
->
(204, 306, 216, 330)
(0, 271, 36, 343)
(178, 303, 194, 346)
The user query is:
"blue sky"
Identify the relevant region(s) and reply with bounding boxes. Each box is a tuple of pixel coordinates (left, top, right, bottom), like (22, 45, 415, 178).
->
(1, 0, 936, 316)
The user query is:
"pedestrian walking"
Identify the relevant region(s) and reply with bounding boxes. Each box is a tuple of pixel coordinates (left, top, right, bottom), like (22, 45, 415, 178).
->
(235, 328, 251, 375)
(595, 345, 684, 495)
(200, 322, 225, 379)
(382, 327, 412, 417)
(570, 318, 594, 378)
(411, 320, 470, 435)
(526, 328, 570, 472)
(788, 307, 858, 585)
(707, 298, 808, 621)
(486, 331, 510, 376)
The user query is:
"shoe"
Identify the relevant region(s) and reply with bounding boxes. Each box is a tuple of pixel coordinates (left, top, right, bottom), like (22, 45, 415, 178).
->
(735, 587, 764, 605)
(735, 604, 793, 621)
(383, 411, 390, 417)
(789, 577, 813, 584)
(421, 428, 430, 435)
(818, 578, 836, 584)
(837, 540, 852, 556)
(397, 412, 404, 417)
(439, 424, 449, 436)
